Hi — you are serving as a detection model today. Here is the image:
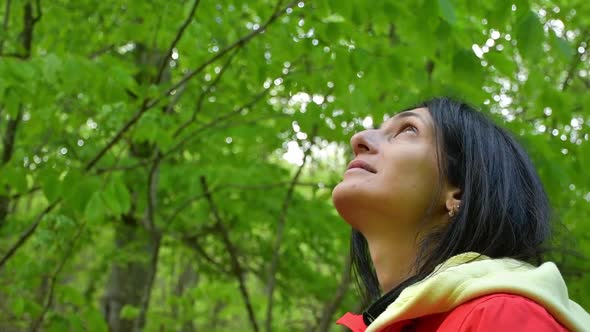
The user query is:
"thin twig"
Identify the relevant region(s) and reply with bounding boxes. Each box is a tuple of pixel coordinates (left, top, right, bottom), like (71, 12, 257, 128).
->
(173, 49, 239, 138)
(29, 226, 84, 331)
(211, 113, 290, 132)
(200, 176, 259, 332)
(562, 32, 588, 92)
(316, 254, 352, 332)
(164, 78, 189, 114)
(95, 159, 152, 175)
(88, 44, 115, 59)
(0, 0, 12, 54)
(84, 99, 151, 171)
(144, 153, 161, 232)
(9, 186, 40, 200)
(166, 181, 333, 226)
(154, 0, 201, 84)
(182, 233, 228, 273)
(164, 87, 271, 158)
(0, 199, 60, 270)
(164, 0, 298, 104)
(264, 124, 319, 332)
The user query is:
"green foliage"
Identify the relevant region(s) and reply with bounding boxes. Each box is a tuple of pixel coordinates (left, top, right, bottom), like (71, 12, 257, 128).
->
(0, 0, 588, 331)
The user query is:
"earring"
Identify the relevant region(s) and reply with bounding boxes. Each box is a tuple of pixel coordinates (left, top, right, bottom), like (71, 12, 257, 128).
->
(449, 204, 460, 217)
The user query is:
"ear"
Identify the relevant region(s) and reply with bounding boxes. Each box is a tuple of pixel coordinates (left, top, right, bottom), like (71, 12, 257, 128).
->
(444, 184, 462, 216)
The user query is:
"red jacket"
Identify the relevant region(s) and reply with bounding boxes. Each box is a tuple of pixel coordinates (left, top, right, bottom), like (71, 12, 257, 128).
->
(337, 293, 568, 331)
(336, 253, 590, 331)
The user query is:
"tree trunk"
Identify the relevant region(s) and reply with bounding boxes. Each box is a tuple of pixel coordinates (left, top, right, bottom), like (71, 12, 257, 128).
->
(101, 219, 159, 332)
(100, 43, 168, 332)
(172, 262, 199, 332)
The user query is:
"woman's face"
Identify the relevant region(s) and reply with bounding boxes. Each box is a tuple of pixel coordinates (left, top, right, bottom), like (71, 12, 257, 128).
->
(332, 107, 445, 234)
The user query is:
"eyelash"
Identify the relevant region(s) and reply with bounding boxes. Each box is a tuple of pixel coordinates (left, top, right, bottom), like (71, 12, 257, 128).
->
(387, 124, 417, 141)
(400, 124, 418, 134)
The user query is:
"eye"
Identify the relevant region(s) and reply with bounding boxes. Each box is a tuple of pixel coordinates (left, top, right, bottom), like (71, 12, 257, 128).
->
(398, 124, 418, 135)
(386, 123, 417, 141)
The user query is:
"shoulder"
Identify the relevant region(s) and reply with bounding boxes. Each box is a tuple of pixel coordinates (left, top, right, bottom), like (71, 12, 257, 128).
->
(433, 293, 568, 331)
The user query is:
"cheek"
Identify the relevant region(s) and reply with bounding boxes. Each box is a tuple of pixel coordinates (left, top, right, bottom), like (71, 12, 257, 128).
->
(380, 148, 440, 204)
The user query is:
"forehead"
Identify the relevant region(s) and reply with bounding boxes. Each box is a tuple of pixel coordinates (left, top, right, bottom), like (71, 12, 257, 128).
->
(380, 107, 431, 128)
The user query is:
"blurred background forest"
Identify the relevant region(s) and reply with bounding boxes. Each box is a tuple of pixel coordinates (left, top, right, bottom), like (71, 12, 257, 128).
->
(0, 0, 589, 331)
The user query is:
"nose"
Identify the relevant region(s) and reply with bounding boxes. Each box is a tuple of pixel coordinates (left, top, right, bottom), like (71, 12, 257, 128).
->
(350, 130, 378, 156)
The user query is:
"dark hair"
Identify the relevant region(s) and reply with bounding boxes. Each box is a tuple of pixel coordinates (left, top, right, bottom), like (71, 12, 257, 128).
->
(351, 96, 552, 307)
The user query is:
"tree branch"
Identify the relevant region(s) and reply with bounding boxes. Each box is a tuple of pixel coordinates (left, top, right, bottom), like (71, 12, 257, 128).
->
(264, 124, 319, 332)
(84, 0, 296, 173)
(0, 107, 23, 225)
(164, 0, 298, 104)
(21, 0, 40, 59)
(154, 0, 201, 84)
(182, 234, 228, 273)
(200, 176, 259, 332)
(9, 186, 40, 200)
(2, 107, 22, 164)
(0, 199, 60, 270)
(84, 99, 152, 171)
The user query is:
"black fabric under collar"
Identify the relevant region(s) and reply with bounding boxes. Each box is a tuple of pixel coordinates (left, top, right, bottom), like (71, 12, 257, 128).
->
(362, 275, 421, 326)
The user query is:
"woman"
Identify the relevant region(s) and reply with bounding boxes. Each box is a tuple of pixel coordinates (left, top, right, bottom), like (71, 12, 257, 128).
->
(332, 97, 590, 331)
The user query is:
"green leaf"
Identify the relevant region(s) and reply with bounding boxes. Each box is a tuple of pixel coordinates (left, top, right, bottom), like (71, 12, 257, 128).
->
(4, 89, 21, 117)
(84, 307, 108, 332)
(12, 297, 25, 316)
(120, 305, 140, 319)
(322, 13, 346, 23)
(515, 11, 544, 62)
(103, 176, 130, 215)
(485, 51, 517, 77)
(6, 59, 36, 82)
(487, 0, 513, 28)
(47, 315, 70, 332)
(551, 34, 575, 61)
(62, 171, 101, 214)
(0, 166, 28, 193)
(42, 54, 63, 84)
(438, 0, 456, 25)
(85, 192, 106, 224)
(40, 168, 62, 202)
(66, 314, 85, 332)
(452, 49, 483, 83)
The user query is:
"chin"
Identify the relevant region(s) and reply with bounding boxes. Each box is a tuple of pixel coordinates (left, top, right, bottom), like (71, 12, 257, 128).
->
(332, 181, 373, 229)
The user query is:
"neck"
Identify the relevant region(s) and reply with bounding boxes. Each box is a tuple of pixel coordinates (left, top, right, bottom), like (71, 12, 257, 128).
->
(365, 228, 418, 293)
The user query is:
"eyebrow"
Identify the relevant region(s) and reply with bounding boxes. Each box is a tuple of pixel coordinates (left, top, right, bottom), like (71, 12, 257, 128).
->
(377, 111, 425, 129)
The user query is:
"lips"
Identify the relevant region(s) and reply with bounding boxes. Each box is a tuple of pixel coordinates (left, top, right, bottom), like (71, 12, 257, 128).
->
(346, 159, 377, 173)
